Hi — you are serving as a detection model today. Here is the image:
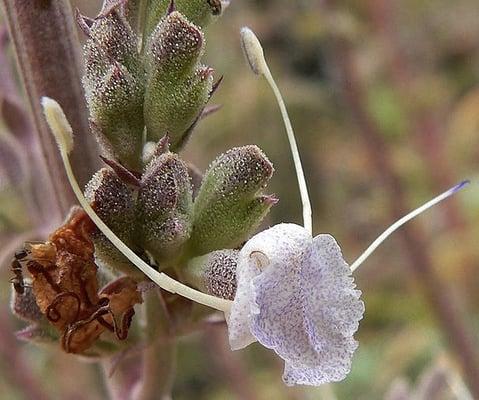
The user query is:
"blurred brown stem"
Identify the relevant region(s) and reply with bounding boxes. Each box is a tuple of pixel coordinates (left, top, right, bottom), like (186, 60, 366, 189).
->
(0, 0, 98, 216)
(366, 0, 465, 229)
(320, 9, 479, 394)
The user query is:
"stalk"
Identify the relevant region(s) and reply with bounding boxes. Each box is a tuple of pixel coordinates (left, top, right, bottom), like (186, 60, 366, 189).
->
(1, 0, 98, 216)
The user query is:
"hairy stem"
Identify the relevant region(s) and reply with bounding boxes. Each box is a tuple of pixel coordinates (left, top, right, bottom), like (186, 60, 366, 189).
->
(134, 289, 176, 400)
(320, 5, 479, 394)
(0, 0, 98, 216)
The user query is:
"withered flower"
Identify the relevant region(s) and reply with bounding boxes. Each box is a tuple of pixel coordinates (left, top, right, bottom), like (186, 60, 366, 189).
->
(21, 207, 142, 354)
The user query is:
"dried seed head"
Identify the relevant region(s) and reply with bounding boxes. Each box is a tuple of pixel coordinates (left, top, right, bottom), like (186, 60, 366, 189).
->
(185, 249, 239, 300)
(19, 208, 142, 354)
(138, 151, 193, 262)
(188, 145, 276, 255)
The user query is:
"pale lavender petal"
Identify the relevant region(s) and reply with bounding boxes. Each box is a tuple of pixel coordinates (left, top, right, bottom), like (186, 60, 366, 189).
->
(227, 223, 310, 351)
(283, 234, 364, 386)
(248, 224, 316, 364)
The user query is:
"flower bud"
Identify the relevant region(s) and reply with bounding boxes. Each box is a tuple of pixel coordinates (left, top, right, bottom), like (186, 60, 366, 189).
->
(144, 11, 213, 150)
(144, 0, 223, 38)
(82, 9, 144, 170)
(188, 145, 276, 255)
(138, 151, 193, 263)
(83, 9, 140, 94)
(10, 286, 44, 323)
(85, 168, 141, 276)
(184, 249, 239, 300)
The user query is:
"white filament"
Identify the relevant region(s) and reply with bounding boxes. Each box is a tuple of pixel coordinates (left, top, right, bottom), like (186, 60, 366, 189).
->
(350, 181, 469, 272)
(241, 27, 313, 235)
(42, 97, 232, 312)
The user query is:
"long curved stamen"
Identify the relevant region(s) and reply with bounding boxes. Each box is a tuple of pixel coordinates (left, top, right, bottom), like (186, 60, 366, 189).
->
(350, 181, 470, 272)
(42, 97, 232, 313)
(240, 27, 313, 235)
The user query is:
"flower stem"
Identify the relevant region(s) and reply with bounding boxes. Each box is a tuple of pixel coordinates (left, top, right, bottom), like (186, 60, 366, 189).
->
(240, 28, 313, 235)
(134, 290, 176, 400)
(0, 0, 98, 215)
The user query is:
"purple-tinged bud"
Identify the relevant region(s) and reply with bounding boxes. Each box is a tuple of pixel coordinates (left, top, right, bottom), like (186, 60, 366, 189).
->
(184, 250, 238, 300)
(188, 145, 276, 255)
(85, 168, 141, 277)
(138, 150, 193, 263)
(10, 286, 44, 323)
(83, 8, 139, 89)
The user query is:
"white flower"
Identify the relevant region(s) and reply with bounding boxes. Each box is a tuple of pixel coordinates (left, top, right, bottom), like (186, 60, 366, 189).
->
(226, 223, 365, 386)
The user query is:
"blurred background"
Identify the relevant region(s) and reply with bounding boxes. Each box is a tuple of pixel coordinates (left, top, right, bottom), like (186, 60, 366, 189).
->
(1, 0, 479, 399)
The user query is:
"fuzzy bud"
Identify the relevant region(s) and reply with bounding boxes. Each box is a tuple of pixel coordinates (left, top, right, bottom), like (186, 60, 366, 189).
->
(10, 286, 44, 323)
(88, 64, 144, 170)
(144, 11, 213, 150)
(144, 0, 223, 38)
(138, 151, 193, 263)
(188, 146, 276, 255)
(184, 249, 238, 300)
(83, 9, 140, 93)
(85, 168, 141, 277)
(82, 9, 144, 170)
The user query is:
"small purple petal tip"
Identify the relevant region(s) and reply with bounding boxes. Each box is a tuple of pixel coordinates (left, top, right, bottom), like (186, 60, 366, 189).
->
(451, 180, 470, 194)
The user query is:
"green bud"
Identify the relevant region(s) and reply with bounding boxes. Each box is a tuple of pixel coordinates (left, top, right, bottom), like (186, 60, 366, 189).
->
(184, 249, 238, 300)
(138, 149, 193, 263)
(85, 168, 141, 277)
(83, 9, 140, 92)
(87, 63, 144, 170)
(188, 145, 276, 255)
(145, 0, 224, 38)
(144, 11, 213, 149)
(82, 8, 144, 171)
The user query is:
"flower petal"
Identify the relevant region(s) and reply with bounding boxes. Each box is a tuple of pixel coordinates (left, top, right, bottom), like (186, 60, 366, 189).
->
(227, 224, 364, 387)
(283, 234, 364, 385)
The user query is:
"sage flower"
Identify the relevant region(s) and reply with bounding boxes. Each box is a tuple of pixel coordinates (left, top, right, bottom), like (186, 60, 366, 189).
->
(227, 223, 364, 385)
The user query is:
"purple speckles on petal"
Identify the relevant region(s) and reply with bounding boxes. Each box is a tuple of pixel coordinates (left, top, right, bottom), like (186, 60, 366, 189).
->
(226, 223, 365, 387)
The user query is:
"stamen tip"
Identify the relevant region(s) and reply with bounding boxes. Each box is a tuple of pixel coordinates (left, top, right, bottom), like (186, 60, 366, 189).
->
(240, 27, 267, 76)
(41, 97, 74, 155)
(451, 180, 471, 194)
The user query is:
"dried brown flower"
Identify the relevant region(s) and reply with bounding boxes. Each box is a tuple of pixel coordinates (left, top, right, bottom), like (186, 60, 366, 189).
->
(17, 207, 142, 354)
